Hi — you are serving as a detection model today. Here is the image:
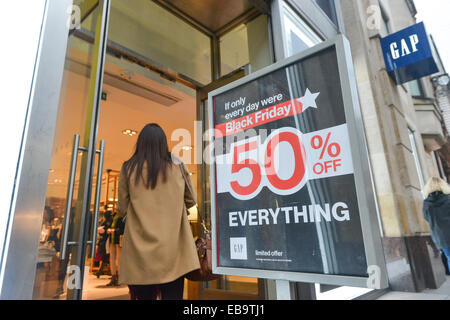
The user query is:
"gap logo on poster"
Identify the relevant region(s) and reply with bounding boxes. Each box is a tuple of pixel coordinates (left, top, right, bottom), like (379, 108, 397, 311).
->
(380, 22, 438, 85)
(230, 237, 248, 260)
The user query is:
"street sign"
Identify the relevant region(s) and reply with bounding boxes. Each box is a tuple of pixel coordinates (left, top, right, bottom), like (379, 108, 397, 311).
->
(380, 22, 438, 85)
(208, 35, 388, 289)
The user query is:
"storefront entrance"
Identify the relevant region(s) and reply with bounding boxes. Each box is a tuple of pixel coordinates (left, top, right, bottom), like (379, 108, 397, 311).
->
(31, 0, 269, 300)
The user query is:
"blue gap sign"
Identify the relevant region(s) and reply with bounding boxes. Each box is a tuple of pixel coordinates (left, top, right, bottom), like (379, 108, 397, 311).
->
(380, 22, 438, 85)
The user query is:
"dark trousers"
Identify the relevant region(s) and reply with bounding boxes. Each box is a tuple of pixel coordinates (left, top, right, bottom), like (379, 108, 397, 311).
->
(128, 276, 185, 300)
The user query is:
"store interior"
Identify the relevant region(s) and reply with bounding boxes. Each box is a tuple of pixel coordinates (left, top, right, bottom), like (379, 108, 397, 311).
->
(33, 0, 262, 300)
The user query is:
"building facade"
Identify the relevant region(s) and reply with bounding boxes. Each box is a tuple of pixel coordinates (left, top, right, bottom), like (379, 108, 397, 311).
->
(340, 0, 449, 292)
(0, 0, 448, 300)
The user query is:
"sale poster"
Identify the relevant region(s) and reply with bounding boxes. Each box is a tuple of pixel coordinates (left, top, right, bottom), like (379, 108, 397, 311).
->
(211, 46, 368, 277)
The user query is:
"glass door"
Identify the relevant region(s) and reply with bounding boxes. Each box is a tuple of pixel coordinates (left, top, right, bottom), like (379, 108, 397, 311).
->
(196, 69, 265, 300)
(32, 0, 110, 300)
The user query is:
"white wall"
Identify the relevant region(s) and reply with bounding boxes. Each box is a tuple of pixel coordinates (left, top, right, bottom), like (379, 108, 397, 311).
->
(0, 0, 47, 288)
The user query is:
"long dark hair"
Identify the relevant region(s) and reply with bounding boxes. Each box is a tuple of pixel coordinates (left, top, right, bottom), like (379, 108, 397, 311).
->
(123, 123, 172, 189)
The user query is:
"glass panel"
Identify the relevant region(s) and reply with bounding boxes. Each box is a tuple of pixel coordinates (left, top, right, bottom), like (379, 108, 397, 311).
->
(81, 10, 199, 297)
(314, 0, 338, 25)
(408, 129, 425, 192)
(107, 0, 212, 85)
(200, 100, 259, 297)
(202, 100, 212, 228)
(220, 24, 250, 76)
(281, 2, 322, 58)
(408, 80, 423, 97)
(381, 18, 390, 36)
(32, 1, 103, 300)
(380, 6, 390, 35)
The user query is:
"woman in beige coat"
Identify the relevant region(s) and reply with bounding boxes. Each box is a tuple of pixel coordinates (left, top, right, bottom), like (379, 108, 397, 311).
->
(117, 123, 200, 300)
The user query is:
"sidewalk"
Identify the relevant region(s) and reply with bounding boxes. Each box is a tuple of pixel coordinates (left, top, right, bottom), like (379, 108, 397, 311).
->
(377, 276, 450, 300)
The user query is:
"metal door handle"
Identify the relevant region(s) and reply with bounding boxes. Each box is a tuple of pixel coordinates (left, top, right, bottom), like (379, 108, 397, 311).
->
(90, 140, 105, 258)
(60, 134, 80, 260)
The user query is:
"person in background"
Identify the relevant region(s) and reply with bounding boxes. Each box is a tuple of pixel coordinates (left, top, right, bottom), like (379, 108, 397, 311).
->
(39, 206, 54, 244)
(117, 123, 199, 300)
(423, 177, 450, 275)
(53, 207, 75, 299)
(95, 211, 112, 278)
(106, 212, 125, 286)
(48, 217, 62, 252)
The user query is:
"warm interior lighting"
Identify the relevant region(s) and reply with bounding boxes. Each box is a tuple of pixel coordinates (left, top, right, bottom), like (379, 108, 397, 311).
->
(122, 129, 138, 136)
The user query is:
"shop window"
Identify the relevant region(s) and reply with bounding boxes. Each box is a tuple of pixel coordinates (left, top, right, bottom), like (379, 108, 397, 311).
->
(281, 2, 322, 58)
(379, 3, 391, 36)
(408, 79, 425, 98)
(434, 151, 447, 181)
(314, 0, 338, 25)
(107, 0, 212, 85)
(219, 24, 250, 77)
(408, 128, 425, 192)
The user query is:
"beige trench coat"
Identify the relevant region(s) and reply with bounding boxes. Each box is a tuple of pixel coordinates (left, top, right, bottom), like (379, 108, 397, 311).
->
(117, 162, 200, 285)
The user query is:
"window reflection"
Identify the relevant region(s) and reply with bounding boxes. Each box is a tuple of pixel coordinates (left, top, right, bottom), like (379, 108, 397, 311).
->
(108, 0, 212, 85)
(314, 0, 338, 25)
(281, 2, 322, 57)
(220, 24, 250, 77)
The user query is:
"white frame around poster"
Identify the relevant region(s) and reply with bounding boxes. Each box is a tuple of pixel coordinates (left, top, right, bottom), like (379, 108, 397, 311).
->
(207, 35, 388, 289)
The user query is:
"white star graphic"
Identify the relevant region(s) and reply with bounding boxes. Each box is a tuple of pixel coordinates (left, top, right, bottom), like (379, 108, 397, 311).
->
(297, 88, 320, 111)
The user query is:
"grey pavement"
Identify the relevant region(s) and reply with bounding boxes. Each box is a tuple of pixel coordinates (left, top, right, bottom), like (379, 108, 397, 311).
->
(377, 276, 450, 300)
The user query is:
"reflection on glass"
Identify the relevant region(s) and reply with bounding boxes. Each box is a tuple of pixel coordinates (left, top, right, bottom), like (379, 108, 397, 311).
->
(408, 80, 423, 97)
(32, 2, 102, 300)
(220, 24, 250, 76)
(107, 0, 212, 85)
(314, 0, 338, 25)
(200, 101, 259, 297)
(281, 2, 322, 58)
(408, 129, 425, 192)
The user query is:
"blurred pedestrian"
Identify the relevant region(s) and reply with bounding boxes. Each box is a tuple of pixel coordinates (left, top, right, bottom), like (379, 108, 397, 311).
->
(94, 211, 112, 278)
(423, 177, 450, 274)
(106, 212, 125, 286)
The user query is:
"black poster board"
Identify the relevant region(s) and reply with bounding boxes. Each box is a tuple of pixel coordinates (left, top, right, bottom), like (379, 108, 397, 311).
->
(208, 36, 388, 289)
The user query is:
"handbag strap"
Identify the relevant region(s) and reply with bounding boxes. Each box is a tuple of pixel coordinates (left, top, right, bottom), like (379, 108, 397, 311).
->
(178, 163, 210, 234)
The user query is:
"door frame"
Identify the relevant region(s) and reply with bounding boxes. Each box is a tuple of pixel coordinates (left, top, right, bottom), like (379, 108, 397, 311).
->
(0, 0, 111, 300)
(65, 0, 111, 300)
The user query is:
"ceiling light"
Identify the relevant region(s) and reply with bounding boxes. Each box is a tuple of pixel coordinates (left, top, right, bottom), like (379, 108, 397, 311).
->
(182, 146, 193, 151)
(122, 129, 138, 137)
